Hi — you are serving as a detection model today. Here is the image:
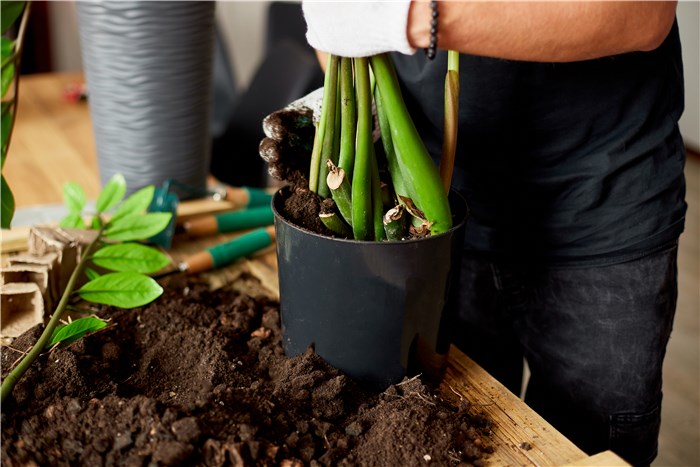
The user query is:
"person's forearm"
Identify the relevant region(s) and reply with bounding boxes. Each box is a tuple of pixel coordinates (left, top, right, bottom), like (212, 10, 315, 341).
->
(408, 1, 677, 62)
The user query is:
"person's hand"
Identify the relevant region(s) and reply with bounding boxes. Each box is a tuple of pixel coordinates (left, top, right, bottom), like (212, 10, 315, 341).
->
(302, 1, 416, 57)
(259, 88, 324, 185)
(260, 86, 382, 186)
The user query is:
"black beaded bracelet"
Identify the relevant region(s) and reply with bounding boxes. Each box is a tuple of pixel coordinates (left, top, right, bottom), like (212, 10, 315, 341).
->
(425, 0, 438, 60)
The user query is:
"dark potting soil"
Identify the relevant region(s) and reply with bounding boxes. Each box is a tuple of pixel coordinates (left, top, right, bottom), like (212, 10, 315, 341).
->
(280, 187, 335, 238)
(1, 277, 494, 466)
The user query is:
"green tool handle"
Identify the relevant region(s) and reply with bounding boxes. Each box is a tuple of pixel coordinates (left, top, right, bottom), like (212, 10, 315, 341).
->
(215, 205, 274, 233)
(209, 226, 274, 269)
(242, 186, 273, 208)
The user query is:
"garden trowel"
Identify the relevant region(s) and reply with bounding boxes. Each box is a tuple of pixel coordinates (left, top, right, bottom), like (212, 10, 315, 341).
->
(154, 225, 276, 279)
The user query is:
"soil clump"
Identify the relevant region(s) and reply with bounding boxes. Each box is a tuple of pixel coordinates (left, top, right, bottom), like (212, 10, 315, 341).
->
(2, 277, 493, 466)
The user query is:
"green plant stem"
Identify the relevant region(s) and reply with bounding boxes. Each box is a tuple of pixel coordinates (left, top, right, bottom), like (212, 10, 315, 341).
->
(338, 57, 356, 178)
(370, 148, 385, 241)
(319, 212, 352, 237)
(309, 54, 336, 193)
(0, 224, 104, 403)
(375, 85, 409, 200)
(369, 53, 452, 235)
(326, 160, 353, 226)
(316, 55, 340, 199)
(351, 57, 373, 241)
(308, 117, 325, 193)
(384, 205, 407, 241)
(440, 50, 460, 193)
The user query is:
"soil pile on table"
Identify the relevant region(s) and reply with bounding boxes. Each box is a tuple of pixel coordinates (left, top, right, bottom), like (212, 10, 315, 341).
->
(1, 278, 493, 466)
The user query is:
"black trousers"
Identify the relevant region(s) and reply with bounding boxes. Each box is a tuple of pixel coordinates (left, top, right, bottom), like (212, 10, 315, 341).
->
(450, 241, 679, 466)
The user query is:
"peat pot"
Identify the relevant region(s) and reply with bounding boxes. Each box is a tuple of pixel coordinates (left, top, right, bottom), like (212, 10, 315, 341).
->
(272, 187, 468, 389)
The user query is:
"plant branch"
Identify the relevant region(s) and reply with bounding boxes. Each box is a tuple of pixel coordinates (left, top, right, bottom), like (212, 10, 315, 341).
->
(1, 223, 104, 403)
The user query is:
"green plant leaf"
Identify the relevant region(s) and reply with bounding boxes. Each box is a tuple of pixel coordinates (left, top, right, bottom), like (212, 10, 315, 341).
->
(47, 316, 107, 348)
(92, 243, 171, 274)
(90, 215, 102, 230)
(1, 62, 14, 99)
(95, 173, 126, 214)
(63, 181, 86, 213)
(111, 185, 154, 223)
(104, 212, 172, 242)
(1, 104, 11, 168)
(1, 37, 13, 64)
(1, 174, 14, 229)
(59, 211, 85, 229)
(84, 268, 101, 281)
(1, 1, 25, 35)
(77, 271, 163, 308)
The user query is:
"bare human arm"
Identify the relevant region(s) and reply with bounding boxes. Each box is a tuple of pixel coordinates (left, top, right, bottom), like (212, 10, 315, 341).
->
(407, 1, 678, 62)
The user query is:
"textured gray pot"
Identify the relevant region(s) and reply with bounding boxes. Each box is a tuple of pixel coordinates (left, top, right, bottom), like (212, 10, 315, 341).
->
(77, 1, 215, 196)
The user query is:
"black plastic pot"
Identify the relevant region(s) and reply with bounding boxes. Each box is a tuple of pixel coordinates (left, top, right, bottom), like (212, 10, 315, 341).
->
(272, 187, 468, 389)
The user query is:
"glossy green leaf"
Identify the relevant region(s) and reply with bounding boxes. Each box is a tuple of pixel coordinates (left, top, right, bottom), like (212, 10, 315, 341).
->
(95, 173, 126, 214)
(111, 185, 154, 223)
(1, 37, 13, 64)
(63, 181, 86, 213)
(1, 62, 14, 99)
(104, 212, 172, 242)
(90, 215, 102, 230)
(1, 104, 11, 167)
(92, 243, 171, 274)
(1, 174, 14, 229)
(77, 271, 163, 308)
(47, 316, 107, 348)
(1, 1, 25, 35)
(84, 268, 101, 281)
(59, 212, 85, 229)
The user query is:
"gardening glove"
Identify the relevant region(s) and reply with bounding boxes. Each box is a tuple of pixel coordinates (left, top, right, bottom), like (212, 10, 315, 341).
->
(260, 87, 381, 184)
(302, 1, 416, 57)
(260, 88, 323, 184)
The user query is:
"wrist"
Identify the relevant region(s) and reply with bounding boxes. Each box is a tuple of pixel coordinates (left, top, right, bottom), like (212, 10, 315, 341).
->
(407, 0, 433, 49)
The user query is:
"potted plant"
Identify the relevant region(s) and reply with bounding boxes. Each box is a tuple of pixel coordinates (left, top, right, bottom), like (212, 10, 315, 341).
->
(1, 0, 30, 228)
(268, 52, 467, 388)
(1, 174, 173, 403)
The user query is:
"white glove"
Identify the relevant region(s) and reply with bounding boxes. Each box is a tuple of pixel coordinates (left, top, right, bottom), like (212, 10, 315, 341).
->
(302, 0, 416, 57)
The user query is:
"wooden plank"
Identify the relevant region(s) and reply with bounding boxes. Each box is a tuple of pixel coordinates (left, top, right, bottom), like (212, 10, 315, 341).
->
(1, 227, 30, 254)
(564, 450, 629, 466)
(441, 346, 592, 466)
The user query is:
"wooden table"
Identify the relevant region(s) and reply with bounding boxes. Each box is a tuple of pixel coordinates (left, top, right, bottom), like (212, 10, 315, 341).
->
(2, 73, 628, 466)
